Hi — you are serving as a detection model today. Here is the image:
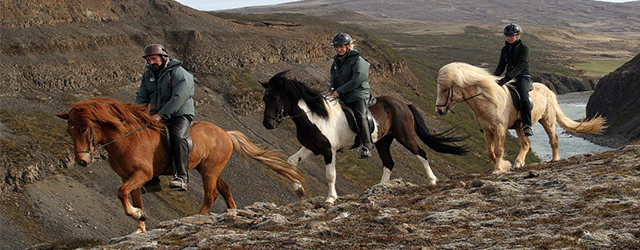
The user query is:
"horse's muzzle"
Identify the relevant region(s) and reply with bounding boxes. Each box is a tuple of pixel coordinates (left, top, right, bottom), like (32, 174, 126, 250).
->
(436, 108, 448, 116)
(75, 154, 92, 167)
(263, 119, 278, 130)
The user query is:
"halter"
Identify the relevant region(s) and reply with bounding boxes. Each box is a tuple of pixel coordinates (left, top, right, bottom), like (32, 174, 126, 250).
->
(265, 88, 311, 122)
(75, 124, 149, 158)
(435, 85, 483, 113)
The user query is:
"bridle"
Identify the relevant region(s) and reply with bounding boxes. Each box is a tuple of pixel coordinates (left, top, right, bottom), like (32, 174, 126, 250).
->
(75, 124, 149, 157)
(265, 89, 310, 123)
(435, 85, 483, 113)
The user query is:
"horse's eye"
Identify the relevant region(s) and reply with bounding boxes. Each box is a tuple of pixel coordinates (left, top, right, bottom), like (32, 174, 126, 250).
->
(80, 128, 87, 133)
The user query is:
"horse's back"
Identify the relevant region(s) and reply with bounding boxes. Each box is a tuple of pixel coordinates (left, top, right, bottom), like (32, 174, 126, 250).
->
(189, 121, 233, 156)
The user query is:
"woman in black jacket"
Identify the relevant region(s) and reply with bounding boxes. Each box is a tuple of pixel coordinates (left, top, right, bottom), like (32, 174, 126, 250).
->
(494, 23, 534, 136)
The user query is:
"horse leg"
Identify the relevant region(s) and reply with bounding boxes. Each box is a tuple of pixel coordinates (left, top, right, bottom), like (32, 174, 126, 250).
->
(323, 150, 338, 205)
(513, 128, 531, 169)
(394, 135, 438, 185)
(540, 117, 560, 161)
(375, 136, 395, 184)
(483, 131, 497, 163)
(216, 176, 237, 216)
(288, 147, 314, 197)
(130, 188, 146, 233)
(491, 130, 512, 174)
(117, 171, 150, 233)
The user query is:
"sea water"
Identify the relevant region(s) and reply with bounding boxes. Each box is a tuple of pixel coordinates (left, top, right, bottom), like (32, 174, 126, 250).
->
(508, 91, 612, 161)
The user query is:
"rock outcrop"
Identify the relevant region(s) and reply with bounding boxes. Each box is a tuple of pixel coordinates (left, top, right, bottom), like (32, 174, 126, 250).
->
(586, 53, 640, 147)
(33, 145, 640, 249)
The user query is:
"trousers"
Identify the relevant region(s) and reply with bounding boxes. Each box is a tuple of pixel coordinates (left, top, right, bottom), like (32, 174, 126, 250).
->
(514, 77, 532, 127)
(166, 115, 192, 180)
(346, 99, 372, 148)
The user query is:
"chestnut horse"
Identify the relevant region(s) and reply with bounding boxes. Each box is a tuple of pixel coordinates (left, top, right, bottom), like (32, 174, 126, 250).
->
(56, 97, 304, 233)
(435, 62, 606, 174)
(262, 71, 467, 204)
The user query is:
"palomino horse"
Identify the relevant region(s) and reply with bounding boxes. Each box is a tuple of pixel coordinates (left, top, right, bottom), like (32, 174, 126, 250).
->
(56, 98, 304, 233)
(435, 62, 606, 174)
(262, 71, 467, 204)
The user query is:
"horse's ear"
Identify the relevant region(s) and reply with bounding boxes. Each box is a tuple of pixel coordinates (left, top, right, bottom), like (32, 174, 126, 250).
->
(259, 81, 267, 89)
(55, 113, 69, 120)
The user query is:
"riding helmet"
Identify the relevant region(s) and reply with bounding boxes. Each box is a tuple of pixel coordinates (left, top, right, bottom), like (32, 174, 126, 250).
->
(503, 23, 522, 36)
(143, 44, 169, 58)
(330, 32, 353, 46)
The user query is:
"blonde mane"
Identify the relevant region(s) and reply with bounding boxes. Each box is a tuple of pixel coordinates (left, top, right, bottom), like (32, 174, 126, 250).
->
(438, 62, 507, 105)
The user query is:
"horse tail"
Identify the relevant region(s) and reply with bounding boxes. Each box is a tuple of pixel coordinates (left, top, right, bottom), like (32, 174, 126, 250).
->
(408, 105, 469, 155)
(226, 131, 306, 186)
(551, 97, 607, 134)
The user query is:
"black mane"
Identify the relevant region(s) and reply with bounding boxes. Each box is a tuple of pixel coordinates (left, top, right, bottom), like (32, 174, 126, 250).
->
(266, 71, 329, 119)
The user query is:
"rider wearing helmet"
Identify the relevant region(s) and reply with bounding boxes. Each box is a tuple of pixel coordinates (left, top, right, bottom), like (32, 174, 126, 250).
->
(494, 24, 534, 136)
(136, 44, 195, 191)
(328, 32, 374, 158)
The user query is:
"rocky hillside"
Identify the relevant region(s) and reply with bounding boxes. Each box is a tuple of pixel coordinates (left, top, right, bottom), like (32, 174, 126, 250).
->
(30, 144, 640, 249)
(586, 53, 640, 147)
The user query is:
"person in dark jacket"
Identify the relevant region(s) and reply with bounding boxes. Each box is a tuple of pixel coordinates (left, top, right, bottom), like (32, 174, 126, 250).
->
(136, 44, 195, 191)
(328, 33, 373, 158)
(494, 23, 534, 136)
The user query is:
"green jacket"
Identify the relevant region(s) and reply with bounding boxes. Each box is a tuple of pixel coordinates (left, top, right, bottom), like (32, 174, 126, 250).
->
(330, 49, 370, 103)
(135, 59, 195, 119)
(494, 39, 530, 79)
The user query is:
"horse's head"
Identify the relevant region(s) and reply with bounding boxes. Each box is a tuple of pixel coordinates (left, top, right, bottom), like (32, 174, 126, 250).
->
(56, 109, 100, 167)
(261, 71, 294, 129)
(435, 62, 494, 115)
(435, 66, 457, 115)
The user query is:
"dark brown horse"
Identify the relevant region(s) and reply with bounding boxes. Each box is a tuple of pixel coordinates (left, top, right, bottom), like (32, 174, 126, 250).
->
(262, 71, 467, 204)
(56, 97, 304, 233)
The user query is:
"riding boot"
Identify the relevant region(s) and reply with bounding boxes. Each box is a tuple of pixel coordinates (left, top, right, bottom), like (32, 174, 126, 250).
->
(167, 115, 192, 191)
(350, 99, 373, 158)
(516, 77, 534, 136)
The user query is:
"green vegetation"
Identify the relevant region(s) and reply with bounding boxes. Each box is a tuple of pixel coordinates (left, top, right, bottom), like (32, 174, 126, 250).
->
(0, 110, 69, 169)
(574, 57, 630, 77)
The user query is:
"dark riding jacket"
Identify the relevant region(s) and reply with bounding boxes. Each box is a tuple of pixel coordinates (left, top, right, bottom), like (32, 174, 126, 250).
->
(330, 49, 370, 103)
(494, 39, 530, 79)
(136, 58, 195, 119)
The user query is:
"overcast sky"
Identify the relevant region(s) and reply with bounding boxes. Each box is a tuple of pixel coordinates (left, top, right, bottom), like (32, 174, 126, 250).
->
(175, 0, 637, 11)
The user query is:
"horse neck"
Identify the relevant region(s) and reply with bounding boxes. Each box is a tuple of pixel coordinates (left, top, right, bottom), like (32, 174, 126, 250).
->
(99, 124, 160, 154)
(290, 98, 331, 130)
(462, 83, 510, 116)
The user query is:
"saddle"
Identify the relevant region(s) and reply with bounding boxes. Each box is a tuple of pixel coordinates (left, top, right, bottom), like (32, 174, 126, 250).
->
(160, 125, 194, 174)
(506, 84, 534, 129)
(341, 95, 376, 149)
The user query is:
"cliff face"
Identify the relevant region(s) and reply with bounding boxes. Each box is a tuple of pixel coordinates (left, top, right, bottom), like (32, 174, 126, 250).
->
(586, 53, 640, 147)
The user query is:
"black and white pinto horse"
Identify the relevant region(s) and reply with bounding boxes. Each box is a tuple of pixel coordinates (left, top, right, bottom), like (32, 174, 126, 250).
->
(262, 71, 467, 204)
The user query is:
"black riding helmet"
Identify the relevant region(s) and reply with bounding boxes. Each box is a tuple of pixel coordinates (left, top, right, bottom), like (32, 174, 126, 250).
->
(330, 32, 353, 46)
(142, 44, 169, 58)
(503, 23, 522, 36)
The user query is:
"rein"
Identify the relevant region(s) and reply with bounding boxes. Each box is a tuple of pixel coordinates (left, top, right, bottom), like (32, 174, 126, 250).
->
(435, 85, 483, 113)
(76, 124, 149, 156)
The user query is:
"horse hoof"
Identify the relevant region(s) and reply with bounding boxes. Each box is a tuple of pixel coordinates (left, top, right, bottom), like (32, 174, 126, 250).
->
(138, 211, 147, 222)
(295, 187, 305, 198)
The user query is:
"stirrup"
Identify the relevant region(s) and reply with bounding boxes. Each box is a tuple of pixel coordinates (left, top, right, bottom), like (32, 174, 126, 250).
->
(523, 126, 534, 137)
(169, 177, 188, 191)
(359, 146, 371, 159)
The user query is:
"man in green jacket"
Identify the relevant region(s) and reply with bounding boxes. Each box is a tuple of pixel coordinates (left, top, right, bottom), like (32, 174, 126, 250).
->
(136, 44, 195, 191)
(328, 33, 373, 158)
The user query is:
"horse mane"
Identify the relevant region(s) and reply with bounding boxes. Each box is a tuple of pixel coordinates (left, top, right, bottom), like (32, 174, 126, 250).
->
(267, 71, 329, 119)
(67, 98, 164, 133)
(438, 62, 506, 105)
